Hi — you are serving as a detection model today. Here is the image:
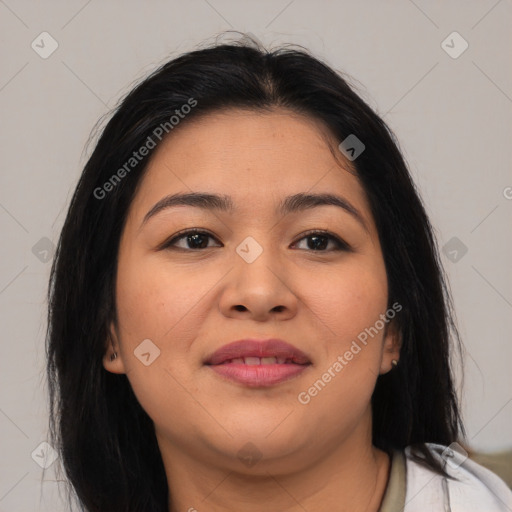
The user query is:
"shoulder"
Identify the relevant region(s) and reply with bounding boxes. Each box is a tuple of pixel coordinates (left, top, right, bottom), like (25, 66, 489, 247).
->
(402, 442, 512, 512)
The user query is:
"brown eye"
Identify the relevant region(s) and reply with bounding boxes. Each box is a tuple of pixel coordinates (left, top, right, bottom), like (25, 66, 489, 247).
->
(163, 230, 221, 251)
(292, 230, 351, 252)
(161, 229, 351, 253)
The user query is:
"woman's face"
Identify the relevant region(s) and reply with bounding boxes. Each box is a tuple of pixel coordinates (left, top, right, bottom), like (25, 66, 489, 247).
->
(103, 108, 400, 473)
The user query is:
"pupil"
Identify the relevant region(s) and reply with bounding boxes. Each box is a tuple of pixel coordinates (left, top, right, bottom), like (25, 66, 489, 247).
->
(309, 235, 327, 250)
(189, 234, 208, 249)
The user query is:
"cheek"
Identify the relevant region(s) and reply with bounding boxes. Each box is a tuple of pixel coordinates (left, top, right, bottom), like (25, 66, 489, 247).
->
(114, 255, 212, 435)
(305, 257, 388, 345)
(115, 253, 208, 349)
(294, 258, 388, 419)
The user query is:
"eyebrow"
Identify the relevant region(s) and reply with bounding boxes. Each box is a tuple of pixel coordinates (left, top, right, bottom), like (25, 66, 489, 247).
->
(140, 191, 368, 232)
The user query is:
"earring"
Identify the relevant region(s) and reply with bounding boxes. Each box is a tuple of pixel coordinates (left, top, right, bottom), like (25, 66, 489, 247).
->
(391, 359, 398, 367)
(110, 351, 117, 361)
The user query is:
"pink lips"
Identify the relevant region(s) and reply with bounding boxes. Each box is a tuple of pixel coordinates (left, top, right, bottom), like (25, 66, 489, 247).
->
(204, 339, 312, 387)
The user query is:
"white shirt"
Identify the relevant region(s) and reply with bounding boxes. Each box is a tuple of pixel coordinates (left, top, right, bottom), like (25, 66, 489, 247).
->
(403, 443, 512, 511)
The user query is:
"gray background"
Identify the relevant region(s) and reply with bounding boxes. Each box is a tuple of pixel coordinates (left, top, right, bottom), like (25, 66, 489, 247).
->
(1, 1, 511, 510)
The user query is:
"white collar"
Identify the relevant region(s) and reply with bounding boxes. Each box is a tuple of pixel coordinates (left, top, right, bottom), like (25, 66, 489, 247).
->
(403, 443, 512, 511)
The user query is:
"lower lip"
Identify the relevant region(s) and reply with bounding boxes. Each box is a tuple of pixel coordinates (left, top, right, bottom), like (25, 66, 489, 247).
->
(207, 362, 310, 387)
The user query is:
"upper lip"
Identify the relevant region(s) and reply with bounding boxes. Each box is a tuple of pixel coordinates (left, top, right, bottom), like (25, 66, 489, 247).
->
(204, 338, 311, 365)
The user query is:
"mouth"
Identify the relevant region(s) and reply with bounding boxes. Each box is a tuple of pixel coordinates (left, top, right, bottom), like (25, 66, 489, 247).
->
(204, 338, 312, 387)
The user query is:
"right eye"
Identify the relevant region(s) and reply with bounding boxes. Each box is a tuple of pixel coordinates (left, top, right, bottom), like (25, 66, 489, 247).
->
(161, 229, 222, 251)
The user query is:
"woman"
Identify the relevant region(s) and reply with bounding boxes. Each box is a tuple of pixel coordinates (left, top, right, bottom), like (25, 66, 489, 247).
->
(45, 34, 512, 511)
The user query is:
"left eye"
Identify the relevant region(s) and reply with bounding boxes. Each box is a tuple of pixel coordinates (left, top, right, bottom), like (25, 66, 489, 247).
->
(162, 229, 350, 252)
(292, 231, 350, 252)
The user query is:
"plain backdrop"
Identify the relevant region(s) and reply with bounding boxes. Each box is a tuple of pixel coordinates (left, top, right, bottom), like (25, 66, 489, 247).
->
(1, 1, 511, 510)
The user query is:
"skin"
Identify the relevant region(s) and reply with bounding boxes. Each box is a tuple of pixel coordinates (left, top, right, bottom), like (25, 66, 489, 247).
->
(103, 108, 402, 512)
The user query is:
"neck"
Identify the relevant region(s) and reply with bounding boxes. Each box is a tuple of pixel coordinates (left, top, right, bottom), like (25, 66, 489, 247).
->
(160, 417, 391, 512)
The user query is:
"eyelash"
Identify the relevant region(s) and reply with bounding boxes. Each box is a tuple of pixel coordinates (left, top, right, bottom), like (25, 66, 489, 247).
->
(161, 228, 351, 252)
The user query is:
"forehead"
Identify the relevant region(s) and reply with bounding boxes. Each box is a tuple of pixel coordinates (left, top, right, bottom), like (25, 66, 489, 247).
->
(129, 108, 371, 222)
(147, 108, 347, 174)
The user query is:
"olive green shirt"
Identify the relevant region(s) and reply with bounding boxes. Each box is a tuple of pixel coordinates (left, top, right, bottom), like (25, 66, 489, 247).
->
(378, 450, 407, 512)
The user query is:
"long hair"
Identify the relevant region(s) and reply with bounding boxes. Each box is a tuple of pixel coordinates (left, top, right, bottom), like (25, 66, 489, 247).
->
(45, 33, 466, 511)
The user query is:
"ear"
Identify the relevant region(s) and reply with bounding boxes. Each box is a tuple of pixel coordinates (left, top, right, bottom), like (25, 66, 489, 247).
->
(379, 318, 402, 375)
(102, 320, 128, 374)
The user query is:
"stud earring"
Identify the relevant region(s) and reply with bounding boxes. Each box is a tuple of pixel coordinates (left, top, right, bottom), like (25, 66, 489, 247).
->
(391, 359, 398, 367)
(110, 351, 117, 361)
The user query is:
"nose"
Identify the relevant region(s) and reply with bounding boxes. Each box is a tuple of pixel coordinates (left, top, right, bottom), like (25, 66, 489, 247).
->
(218, 240, 298, 322)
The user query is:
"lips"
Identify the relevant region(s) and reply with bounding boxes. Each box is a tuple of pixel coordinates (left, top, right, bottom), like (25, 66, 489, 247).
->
(204, 339, 311, 366)
(204, 339, 312, 387)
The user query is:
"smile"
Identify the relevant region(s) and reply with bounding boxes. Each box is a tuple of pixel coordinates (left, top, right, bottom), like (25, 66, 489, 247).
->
(204, 338, 312, 387)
